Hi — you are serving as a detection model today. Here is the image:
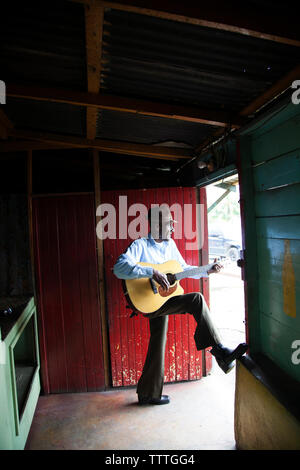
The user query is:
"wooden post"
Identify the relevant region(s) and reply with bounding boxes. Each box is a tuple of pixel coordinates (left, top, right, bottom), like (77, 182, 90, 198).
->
(85, 0, 104, 140)
(27, 150, 36, 294)
(93, 149, 110, 387)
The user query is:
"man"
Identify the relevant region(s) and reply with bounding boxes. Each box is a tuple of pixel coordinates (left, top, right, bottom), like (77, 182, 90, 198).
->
(113, 205, 248, 405)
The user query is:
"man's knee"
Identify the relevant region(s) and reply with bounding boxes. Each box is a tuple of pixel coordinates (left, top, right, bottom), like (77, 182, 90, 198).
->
(183, 292, 204, 311)
(187, 292, 203, 303)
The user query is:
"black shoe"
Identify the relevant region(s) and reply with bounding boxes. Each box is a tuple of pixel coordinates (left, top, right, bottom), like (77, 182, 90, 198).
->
(210, 342, 248, 374)
(138, 395, 170, 405)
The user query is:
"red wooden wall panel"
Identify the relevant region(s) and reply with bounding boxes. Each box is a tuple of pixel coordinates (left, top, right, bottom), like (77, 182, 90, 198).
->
(102, 186, 211, 387)
(33, 194, 105, 394)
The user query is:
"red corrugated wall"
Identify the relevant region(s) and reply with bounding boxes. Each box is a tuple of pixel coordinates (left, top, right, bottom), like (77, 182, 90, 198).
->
(33, 194, 105, 394)
(102, 186, 211, 387)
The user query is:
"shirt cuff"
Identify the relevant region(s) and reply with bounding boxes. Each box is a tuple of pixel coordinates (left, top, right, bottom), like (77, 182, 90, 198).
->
(139, 266, 154, 278)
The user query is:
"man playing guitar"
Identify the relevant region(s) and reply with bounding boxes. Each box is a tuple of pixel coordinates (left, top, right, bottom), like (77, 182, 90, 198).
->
(113, 205, 248, 405)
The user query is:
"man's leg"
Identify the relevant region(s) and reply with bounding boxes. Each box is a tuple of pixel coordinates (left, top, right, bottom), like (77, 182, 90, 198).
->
(149, 292, 248, 373)
(136, 292, 220, 404)
(150, 292, 222, 350)
(136, 315, 169, 402)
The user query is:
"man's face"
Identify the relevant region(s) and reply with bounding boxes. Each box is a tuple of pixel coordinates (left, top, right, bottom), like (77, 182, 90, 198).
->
(151, 215, 174, 240)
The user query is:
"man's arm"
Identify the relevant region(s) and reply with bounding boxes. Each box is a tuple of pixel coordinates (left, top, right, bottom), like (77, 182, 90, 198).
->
(113, 240, 153, 280)
(207, 259, 223, 274)
(170, 239, 222, 278)
(113, 240, 171, 291)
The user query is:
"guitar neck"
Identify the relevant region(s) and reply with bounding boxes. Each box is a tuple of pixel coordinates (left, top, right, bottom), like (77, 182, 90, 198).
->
(175, 263, 215, 280)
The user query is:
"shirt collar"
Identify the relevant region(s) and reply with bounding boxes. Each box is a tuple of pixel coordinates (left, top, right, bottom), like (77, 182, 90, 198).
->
(147, 232, 170, 247)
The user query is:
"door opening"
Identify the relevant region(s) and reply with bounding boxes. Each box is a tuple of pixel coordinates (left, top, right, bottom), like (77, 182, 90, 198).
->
(206, 175, 246, 358)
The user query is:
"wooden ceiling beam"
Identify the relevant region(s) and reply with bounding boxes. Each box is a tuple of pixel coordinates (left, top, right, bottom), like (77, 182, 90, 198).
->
(6, 83, 245, 128)
(0, 140, 74, 153)
(5, 129, 192, 160)
(85, 0, 104, 139)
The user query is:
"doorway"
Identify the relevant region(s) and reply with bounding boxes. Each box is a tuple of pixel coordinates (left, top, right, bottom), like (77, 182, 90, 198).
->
(206, 175, 246, 353)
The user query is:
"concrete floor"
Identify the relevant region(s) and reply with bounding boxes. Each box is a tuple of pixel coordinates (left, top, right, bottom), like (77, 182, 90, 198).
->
(25, 359, 236, 450)
(25, 267, 246, 451)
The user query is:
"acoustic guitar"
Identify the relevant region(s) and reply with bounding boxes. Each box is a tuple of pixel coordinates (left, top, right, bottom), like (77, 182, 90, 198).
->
(123, 260, 216, 314)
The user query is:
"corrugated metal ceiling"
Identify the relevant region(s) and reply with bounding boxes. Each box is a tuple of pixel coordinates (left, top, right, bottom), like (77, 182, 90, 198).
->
(1, 1, 300, 182)
(101, 9, 300, 112)
(0, 1, 86, 90)
(6, 98, 86, 137)
(96, 109, 219, 147)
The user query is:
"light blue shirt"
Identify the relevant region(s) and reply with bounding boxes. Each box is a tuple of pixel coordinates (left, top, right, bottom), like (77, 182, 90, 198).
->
(113, 233, 209, 280)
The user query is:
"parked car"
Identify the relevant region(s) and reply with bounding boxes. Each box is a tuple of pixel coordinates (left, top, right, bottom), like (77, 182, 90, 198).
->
(208, 225, 241, 262)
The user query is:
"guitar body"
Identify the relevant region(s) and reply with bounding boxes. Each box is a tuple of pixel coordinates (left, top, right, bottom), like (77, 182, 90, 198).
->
(124, 260, 184, 314)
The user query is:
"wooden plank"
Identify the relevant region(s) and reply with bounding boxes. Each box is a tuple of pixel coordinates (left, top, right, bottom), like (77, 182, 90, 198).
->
(57, 197, 87, 392)
(256, 215, 300, 240)
(253, 152, 300, 192)
(31, 199, 50, 394)
(172, 186, 183, 381)
(0, 140, 75, 152)
(8, 129, 191, 160)
(27, 150, 38, 335)
(76, 195, 105, 389)
(251, 116, 300, 164)
(163, 188, 175, 382)
(258, 239, 300, 324)
(93, 150, 110, 387)
(199, 187, 212, 376)
(255, 183, 300, 218)
(121, 189, 135, 385)
(6, 83, 245, 128)
(109, 190, 123, 386)
(260, 313, 300, 382)
(188, 186, 203, 379)
(258, 277, 300, 324)
(236, 136, 260, 351)
(34, 198, 67, 392)
(257, 246, 300, 326)
(257, 236, 300, 263)
(85, 1, 104, 139)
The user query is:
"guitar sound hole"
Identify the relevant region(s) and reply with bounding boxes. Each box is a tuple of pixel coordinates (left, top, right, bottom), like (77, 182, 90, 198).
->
(166, 273, 176, 286)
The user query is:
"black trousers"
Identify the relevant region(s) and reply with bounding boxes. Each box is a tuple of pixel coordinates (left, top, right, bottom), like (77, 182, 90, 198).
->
(136, 292, 222, 399)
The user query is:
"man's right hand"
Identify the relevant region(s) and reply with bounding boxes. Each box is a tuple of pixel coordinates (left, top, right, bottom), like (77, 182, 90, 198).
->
(152, 269, 170, 292)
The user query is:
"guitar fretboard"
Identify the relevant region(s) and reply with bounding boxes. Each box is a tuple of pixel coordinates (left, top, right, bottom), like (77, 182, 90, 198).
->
(175, 263, 215, 280)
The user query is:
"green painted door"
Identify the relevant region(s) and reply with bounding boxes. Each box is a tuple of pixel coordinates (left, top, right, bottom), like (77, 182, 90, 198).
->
(237, 99, 300, 382)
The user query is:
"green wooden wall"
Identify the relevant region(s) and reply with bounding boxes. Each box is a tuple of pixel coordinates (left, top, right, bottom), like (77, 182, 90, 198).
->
(238, 99, 300, 382)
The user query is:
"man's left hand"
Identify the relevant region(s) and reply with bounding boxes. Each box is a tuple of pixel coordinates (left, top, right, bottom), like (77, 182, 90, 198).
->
(207, 258, 223, 275)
